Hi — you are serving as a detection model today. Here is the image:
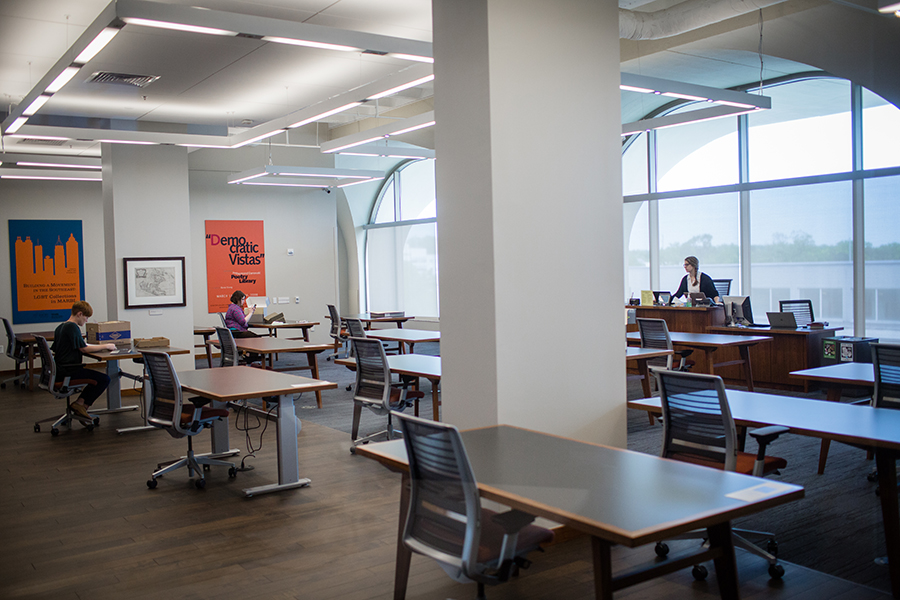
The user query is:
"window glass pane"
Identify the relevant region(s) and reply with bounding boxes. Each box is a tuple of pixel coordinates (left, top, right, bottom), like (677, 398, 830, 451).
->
(865, 175, 900, 341)
(625, 201, 649, 298)
(373, 179, 395, 223)
(657, 114, 738, 192)
(622, 134, 648, 196)
(398, 159, 436, 220)
(749, 181, 852, 329)
(366, 223, 439, 318)
(658, 193, 739, 294)
(748, 79, 851, 181)
(862, 88, 900, 170)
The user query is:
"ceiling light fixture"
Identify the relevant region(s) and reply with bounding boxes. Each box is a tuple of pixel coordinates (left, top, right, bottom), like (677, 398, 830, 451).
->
(22, 95, 51, 116)
(878, 0, 900, 13)
(288, 102, 363, 129)
(231, 129, 285, 149)
(121, 17, 238, 36)
(45, 66, 81, 94)
(261, 36, 359, 52)
(18, 162, 101, 170)
(227, 165, 384, 188)
(320, 111, 435, 154)
(5, 117, 29, 134)
(367, 74, 435, 100)
(390, 54, 434, 63)
(74, 27, 121, 64)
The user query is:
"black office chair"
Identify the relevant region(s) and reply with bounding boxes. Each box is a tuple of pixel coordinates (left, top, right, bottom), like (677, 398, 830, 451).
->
(394, 411, 554, 599)
(712, 279, 732, 298)
(325, 304, 349, 361)
(345, 317, 366, 339)
(1, 317, 29, 389)
(636, 318, 693, 384)
(654, 370, 789, 580)
(32, 335, 98, 436)
(215, 327, 239, 367)
(218, 312, 228, 328)
(142, 351, 236, 490)
(779, 299, 814, 327)
(865, 343, 900, 492)
(348, 336, 423, 452)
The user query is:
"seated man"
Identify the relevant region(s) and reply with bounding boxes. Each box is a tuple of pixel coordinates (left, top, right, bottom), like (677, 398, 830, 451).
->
(51, 301, 117, 421)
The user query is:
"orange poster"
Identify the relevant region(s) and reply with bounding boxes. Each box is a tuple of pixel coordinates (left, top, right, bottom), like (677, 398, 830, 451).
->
(205, 220, 266, 313)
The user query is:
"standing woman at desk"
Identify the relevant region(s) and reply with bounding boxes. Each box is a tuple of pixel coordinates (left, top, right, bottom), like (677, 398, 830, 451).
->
(224, 290, 261, 362)
(674, 256, 721, 303)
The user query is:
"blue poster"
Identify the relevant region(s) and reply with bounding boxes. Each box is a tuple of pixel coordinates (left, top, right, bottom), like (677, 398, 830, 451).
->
(8, 220, 85, 324)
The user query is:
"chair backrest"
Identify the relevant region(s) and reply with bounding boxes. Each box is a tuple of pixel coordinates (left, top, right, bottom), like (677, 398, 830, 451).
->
(33, 335, 59, 393)
(215, 327, 238, 367)
(142, 350, 191, 437)
(350, 336, 392, 409)
(327, 304, 346, 341)
(712, 279, 732, 297)
(656, 370, 738, 472)
(395, 411, 483, 582)
(872, 343, 900, 411)
(345, 318, 366, 339)
(636, 318, 674, 370)
(779, 299, 814, 326)
(2, 317, 24, 361)
(218, 312, 228, 328)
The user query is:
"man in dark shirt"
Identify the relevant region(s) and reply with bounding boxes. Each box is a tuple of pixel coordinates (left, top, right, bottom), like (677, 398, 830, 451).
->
(51, 301, 117, 421)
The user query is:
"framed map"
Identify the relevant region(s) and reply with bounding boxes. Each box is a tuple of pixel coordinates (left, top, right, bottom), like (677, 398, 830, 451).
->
(123, 257, 186, 309)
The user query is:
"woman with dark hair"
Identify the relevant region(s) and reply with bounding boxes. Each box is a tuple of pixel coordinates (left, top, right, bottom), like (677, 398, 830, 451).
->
(674, 256, 720, 303)
(224, 290, 261, 362)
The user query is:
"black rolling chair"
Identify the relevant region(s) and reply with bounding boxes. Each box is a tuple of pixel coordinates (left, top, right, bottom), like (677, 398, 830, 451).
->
(779, 299, 814, 327)
(215, 327, 240, 367)
(394, 411, 554, 599)
(866, 343, 900, 491)
(345, 317, 366, 339)
(636, 318, 694, 386)
(654, 370, 789, 580)
(143, 351, 236, 490)
(32, 335, 97, 436)
(218, 312, 228, 328)
(325, 304, 349, 361)
(348, 336, 423, 452)
(712, 279, 732, 298)
(2, 317, 29, 389)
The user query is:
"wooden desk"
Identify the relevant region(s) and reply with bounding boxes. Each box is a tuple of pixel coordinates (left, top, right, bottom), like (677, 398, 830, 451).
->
(626, 347, 673, 399)
(628, 390, 900, 598)
(178, 366, 337, 497)
(791, 362, 875, 473)
(193, 326, 217, 368)
(356, 425, 803, 600)
(708, 325, 843, 391)
(633, 304, 725, 333)
(336, 354, 441, 421)
(364, 329, 440, 354)
(341, 313, 413, 329)
(627, 331, 772, 390)
(15, 330, 58, 391)
(212, 337, 334, 408)
(249, 320, 318, 341)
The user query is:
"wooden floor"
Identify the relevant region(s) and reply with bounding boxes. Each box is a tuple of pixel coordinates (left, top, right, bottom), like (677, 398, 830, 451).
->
(0, 384, 892, 600)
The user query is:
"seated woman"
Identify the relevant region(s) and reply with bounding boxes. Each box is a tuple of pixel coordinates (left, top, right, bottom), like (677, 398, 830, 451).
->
(224, 290, 261, 363)
(674, 256, 721, 304)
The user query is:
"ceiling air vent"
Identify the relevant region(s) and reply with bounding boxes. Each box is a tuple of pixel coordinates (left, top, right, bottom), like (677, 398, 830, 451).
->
(88, 72, 160, 88)
(17, 138, 66, 146)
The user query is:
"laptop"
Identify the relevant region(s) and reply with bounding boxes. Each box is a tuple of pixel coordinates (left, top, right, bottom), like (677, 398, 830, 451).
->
(766, 311, 798, 329)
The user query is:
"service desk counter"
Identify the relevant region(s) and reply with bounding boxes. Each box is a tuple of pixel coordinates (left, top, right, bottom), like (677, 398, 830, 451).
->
(631, 304, 725, 334)
(707, 325, 843, 391)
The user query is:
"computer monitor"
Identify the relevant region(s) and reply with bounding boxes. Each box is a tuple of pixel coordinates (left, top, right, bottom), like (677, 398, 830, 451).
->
(652, 291, 671, 305)
(723, 295, 755, 326)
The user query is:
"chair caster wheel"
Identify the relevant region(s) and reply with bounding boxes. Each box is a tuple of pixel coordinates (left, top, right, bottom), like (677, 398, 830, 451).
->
(34, 424, 40, 433)
(655, 542, 669, 558)
(228, 467, 237, 478)
(349, 447, 356, 455)
(768, 563, 785, 579)
(93, 417, 100, 426)
(0, 383, 5, 389)
(51, 428, 59, 437)
(868, 472, 879, 482)
(692, 565, 708, 580)
(85, 424, 94, 432)
(767, 539, 778, 556)
(195, 478, 206, 489)
(147, 479, 158, 489)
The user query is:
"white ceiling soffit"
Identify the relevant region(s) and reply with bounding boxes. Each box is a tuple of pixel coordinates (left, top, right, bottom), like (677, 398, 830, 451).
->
(619, 0, 789, 40)
(0, 0, 433, 147)
(319, 111, 435, 154)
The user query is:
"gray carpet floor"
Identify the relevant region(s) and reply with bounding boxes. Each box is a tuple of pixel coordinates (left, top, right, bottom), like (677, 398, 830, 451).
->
(198, 343, 892, 595)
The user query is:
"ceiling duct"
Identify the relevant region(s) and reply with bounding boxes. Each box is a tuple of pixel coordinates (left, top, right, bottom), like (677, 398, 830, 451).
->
(619, 0, 788, 40)
(87, 72, 160, 87)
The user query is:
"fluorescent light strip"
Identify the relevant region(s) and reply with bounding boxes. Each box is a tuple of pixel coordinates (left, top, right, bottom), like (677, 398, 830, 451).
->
(18, 162, 101, 170)
(98, 139, 157, 145)
(289, 102, 362, 129)
(391, 54, 434, 63)
(715, 100, 756, 109)
(387, 120, 435, 137)
(45, 66, 80, 93)
(323, 135, 387, 154)
(879, 0, 900, 12)
(241, 181, 327, 188)
(0, 175, 101, 182)
(337, 178, 383, 188)
(74, 27, 120, 64)
(5, 117, 28, 134)
(620, 85, 655, 94)
(177, 143, 232, 149)
(229, 172, 266, 184)
(367, 74, 435, 100)
(231, 129, 285, 149)
(279, 172, 372, 179)
(262, 36, 359, 52)
(122, 17, 237, 36)
(22, 95, 51, 116)
(661, 91, 708, 102)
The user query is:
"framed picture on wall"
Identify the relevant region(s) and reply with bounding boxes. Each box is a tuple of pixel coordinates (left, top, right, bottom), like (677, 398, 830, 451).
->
(123, 257, 186, 310)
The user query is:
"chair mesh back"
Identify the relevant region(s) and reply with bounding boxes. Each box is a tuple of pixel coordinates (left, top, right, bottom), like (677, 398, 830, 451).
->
(779, 299, 814, 326)
(218, 312, 228, 328)
(327, 304, 342, 338)
(657, 371, 737, 471)
(873, 343, 900, 411)
(637, 318, 673, 370)
(351, 337, 391, 408)
(215, 327, 238, 367)
(143, 351, 185, 431)
(345, 318, 366, 338)
(712, 279, 732, 297)
(33, 335, 56, 391)
(3, 317, 17, 360)
(398, 413, 481, 575)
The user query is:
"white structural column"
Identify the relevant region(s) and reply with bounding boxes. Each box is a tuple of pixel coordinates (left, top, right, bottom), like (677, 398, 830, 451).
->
(433, 0, 626, 446)
(101, 144, 194, 371)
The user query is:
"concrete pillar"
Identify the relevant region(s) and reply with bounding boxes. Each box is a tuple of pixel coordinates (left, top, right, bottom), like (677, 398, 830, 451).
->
(433, 0, 626, 445)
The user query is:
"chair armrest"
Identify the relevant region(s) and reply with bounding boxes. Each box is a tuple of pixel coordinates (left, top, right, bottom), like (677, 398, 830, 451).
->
(490, 509, 537, 534)
(749, 425, 789, 459)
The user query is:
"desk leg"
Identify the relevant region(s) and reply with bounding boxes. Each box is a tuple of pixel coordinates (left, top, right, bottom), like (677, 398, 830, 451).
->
(708, 521, 739, 600)
(243, 393, 309, 497)
(205, 334, 214, 369)
(27, 344, 36, 391)
(739, 345, 754, 392)
(393, 473, 413, 600)
(591, 536, 613, 600)
(817, 387, 844, 474)
(89, 360, 139, 415)
(308, 351, 323, 409)
(876, 448, 900, 598)
(430, 377, 440, 421)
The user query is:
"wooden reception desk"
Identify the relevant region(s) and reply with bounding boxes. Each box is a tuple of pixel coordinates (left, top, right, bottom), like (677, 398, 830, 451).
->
(631, 304, 725, 334)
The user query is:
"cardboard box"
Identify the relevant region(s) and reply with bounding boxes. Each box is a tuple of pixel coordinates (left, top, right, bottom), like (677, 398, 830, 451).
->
(134, 337, 170, 348)
(86, 321, 131, 345)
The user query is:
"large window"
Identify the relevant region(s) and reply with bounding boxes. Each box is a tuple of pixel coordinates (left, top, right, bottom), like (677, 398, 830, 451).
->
(365, 159, 439, 317)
